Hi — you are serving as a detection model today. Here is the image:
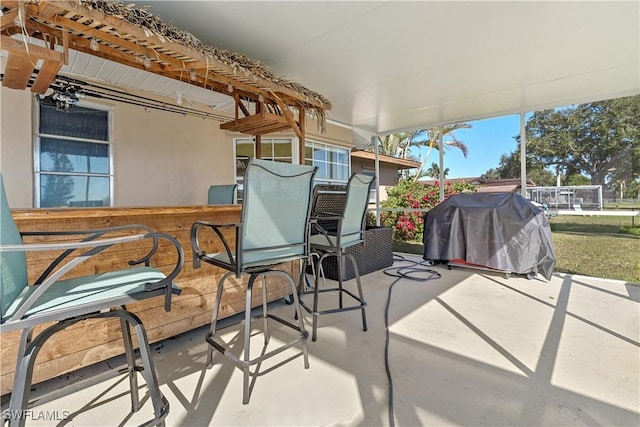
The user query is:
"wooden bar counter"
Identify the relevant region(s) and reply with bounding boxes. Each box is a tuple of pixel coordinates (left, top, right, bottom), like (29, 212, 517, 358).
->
(1, 206, 294, 396)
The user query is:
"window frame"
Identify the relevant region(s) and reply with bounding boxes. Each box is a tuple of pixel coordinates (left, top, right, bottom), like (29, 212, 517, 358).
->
(233, 137, 296, 202)
(33, 98, 114, 208)
(305, 139, 351, 186)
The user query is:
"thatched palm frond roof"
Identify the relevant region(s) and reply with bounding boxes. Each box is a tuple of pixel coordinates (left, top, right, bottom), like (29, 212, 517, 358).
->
(81, 0, 332, 110)
(1, 0, 331, 131)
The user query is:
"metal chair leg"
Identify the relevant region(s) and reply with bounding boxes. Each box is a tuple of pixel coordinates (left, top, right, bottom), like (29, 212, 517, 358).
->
(262, 274, 269, 345)
(287, 273, 310, 368)
(338, 252, 345, 309)
(7, 313, 168, 427)
(120, 314, 140, 412)
(207, 271, 233, 368)
(311, 254, 326, 342)
(205, 269, 309, 404)
(7, 328, 36, 427)
(242, 275, 256, 405)
(302, 250, 368, 341)
(119, 310, 169, 427)
(346, 252, 368, 332)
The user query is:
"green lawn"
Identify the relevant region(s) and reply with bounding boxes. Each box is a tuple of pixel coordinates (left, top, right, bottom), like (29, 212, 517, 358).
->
(395, 215, 640, 283)
(548, 214, 640, 236)
(550, 232, 639, 282)
(548, 215, 640, 282)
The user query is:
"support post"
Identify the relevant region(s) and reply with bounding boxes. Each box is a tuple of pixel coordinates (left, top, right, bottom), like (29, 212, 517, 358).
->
(438, 128, 445, 201)
(520, 112, 527, 198)
(374, 135, 381, 226)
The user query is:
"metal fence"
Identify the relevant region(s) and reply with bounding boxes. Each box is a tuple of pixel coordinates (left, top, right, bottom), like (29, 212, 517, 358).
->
(527, 185, 603, 210)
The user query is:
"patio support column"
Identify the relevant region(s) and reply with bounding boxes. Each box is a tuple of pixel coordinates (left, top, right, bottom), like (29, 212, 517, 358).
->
(374, 135, 381, 226)
(438, 128, 445, 201)
(520, 112, 527, 197)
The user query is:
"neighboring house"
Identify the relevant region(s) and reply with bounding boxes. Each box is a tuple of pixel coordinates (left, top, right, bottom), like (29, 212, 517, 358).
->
(420, 177, 536, 193)
(475, 178, 537, 193)
(350, 150, 420, 201)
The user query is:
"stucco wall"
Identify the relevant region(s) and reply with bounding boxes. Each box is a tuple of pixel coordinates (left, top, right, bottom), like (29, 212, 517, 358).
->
(351, 157, 399, 186)
(1, 86, 235, 208)
(112, 102, 233, 206)
(0, 87, 34, 208)
(0, 86, 354, 209)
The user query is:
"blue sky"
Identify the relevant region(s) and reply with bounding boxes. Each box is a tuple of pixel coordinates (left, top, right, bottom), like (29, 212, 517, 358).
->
(413, 114, 528, 179)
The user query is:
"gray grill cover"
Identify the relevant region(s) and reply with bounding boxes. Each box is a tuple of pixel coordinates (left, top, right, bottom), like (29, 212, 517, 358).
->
(423, 193, 555, 280)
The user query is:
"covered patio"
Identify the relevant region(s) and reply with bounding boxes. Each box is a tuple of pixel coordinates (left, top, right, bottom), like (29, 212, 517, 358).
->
(8, 255, 639, 426)
(1, 2, 639, 426)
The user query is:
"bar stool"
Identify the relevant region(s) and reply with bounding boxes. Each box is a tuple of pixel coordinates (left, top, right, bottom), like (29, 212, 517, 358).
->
(191, 158, 317, 403)
(300, 173, 375, 341)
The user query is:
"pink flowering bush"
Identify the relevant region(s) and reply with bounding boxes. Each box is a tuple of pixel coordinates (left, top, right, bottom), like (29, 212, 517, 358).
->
(381, 179, 476, 241)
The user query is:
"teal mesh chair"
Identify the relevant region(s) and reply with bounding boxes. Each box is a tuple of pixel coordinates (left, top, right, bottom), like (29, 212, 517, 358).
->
(207, 184, 237, 205)
(191, 158, 317, 404)
(300, 173, 375, 341)
(0, 174, 183, 427)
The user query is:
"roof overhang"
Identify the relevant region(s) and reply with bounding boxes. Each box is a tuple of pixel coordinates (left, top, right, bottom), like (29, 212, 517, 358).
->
(351, 150, 421, 170)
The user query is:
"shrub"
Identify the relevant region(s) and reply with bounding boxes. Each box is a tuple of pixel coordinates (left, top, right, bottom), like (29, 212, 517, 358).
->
(381, 179, 476, 241)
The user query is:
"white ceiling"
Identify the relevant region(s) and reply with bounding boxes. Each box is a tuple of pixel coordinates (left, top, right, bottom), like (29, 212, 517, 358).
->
(8, 1, 637, 136)
(129, 0, 639, 135)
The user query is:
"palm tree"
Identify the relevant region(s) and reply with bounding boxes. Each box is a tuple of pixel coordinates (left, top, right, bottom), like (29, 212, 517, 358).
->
(377, 131, 414, 158)
(408, 124, 470, 181)
(424, 162, 450, 180)
(371, 124, 470, 180)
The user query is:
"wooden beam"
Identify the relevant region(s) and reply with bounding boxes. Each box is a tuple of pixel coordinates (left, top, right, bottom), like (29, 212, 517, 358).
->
(299, 107, 306, 164)
(2, 51, 33, 90)
(0, 9, 19, 31)
(52, 15, 160, 61)
(238, 98, 251, 118)
(31, 59, 63, 94)
(0, 34, 64, 62)
(271, 94, 303, 139)
(219, 113, 292, 135)
(62, 28, 69, 64)
(255, 135, 262, 159)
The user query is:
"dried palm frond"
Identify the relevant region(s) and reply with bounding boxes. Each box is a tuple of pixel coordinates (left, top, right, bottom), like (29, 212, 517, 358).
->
(79, 0, 330, 128)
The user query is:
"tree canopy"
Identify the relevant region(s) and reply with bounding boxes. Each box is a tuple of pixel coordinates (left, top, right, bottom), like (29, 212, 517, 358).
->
(483, 95, 639, 197)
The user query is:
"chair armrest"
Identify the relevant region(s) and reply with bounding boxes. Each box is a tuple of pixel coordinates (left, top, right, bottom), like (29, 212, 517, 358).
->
(310, 215, 343, 221)
(2, 229, 184, 319)
(310, 215, 343, 237)
(20, 224, 162, 285)
(190, 220, 241, 275)
(312, 210, 342, 218)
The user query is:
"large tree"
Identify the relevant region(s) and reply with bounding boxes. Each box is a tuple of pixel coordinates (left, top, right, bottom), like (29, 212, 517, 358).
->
(482, 144, 556, 186)
(524, 95, 639, 187)
(484, 95, 639, 193)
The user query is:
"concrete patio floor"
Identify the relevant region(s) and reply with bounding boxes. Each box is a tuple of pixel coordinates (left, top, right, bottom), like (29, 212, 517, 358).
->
(4, 254, 639, 426)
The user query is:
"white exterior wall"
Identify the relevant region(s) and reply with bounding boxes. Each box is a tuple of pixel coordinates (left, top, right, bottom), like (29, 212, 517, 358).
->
(0, 86, 352, 208)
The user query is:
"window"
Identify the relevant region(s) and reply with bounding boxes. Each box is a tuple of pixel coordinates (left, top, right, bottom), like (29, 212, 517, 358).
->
(305, 140, 350, 185)
(233, 137, 350, 190)
(234, 137, 294, 202)
(35, 102, 112, 207)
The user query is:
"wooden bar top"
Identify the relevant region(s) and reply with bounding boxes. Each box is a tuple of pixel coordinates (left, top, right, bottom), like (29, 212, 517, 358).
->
(2, 204, 293, 396)
(11, 204, 240, 219)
